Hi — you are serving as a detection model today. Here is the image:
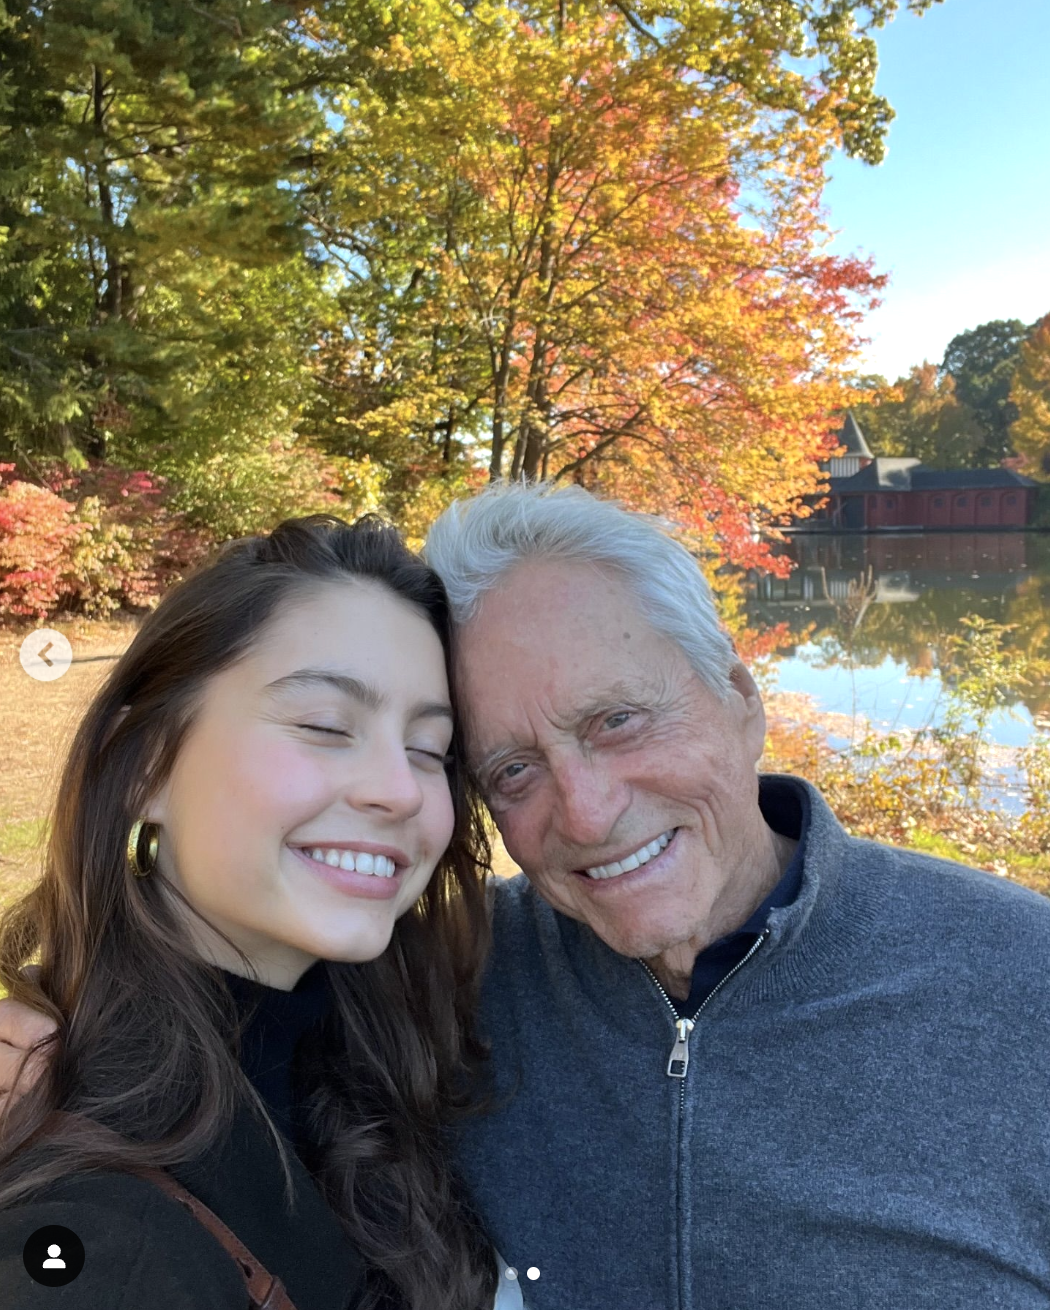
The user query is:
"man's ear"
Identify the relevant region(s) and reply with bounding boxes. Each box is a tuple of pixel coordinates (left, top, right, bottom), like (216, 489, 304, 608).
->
(730, 661, 767, 765)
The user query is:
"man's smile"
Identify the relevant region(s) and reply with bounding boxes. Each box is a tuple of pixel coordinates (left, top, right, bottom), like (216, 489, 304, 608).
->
(577, 828, 677, 880)
(571, 828, 681, 887)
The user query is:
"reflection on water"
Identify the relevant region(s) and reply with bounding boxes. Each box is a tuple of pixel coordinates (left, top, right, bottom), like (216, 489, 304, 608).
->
(744, 532, 1050, 743)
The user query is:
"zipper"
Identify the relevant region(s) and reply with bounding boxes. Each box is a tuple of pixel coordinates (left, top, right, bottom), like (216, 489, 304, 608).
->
(640, 927, 770, 1310)
(667, 1017, 695, 1078)
(640, 926, 770, 1087)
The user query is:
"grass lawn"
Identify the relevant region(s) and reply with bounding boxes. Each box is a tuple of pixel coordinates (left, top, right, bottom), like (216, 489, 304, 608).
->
(0, 616, 141, 908)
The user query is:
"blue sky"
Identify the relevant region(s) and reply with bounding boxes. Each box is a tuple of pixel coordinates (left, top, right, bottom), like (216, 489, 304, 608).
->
(823, 0, 1050, 381)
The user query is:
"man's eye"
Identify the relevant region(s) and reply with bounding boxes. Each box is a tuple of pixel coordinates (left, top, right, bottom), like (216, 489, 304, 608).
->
(491, 761, 530, 791)
(603, 711, 632, 730)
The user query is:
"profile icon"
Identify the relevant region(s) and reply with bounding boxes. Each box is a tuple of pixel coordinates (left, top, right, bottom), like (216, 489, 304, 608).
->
(42, 1242, 67, 1268)
(22, 1224, 85, 1286)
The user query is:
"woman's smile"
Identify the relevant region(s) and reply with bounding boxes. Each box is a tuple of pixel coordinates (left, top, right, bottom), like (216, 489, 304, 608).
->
(290, 843, 410, 901)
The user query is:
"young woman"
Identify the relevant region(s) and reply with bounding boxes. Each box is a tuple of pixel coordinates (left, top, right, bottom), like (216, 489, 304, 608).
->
(0, 514, 511, 1310)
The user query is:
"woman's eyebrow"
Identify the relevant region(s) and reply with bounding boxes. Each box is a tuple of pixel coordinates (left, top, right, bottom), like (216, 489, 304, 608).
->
(262, 669, 452, 722)
(263, 669, 385, 709)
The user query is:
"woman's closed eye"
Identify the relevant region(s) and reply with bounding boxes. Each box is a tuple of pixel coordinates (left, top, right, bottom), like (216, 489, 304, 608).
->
(298, 722, 348, 737)
(297, 720, 449, 763)
(409, 745, 454, 769)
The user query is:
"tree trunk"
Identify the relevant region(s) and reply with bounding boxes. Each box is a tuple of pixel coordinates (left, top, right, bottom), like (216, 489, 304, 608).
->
(489, 412, 505, 481)
(441, 404, 455, 465)
(519, 412, 546, 481)
(509, 425, 526, 480)
(93, 67, 123, 324)
(489, 310, 518, 480)
(516, 141, 562, 480)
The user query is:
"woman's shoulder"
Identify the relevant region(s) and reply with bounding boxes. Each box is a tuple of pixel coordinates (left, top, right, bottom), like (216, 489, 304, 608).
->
(0, 1169, 247, 1308)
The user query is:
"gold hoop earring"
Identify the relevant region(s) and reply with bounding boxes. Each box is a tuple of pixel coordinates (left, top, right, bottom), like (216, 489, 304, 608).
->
(127, 818, 159, 879)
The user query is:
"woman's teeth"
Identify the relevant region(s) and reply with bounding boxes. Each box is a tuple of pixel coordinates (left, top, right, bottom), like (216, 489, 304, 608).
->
(584, 830, 673, 880)
(306, 848, 397, 877)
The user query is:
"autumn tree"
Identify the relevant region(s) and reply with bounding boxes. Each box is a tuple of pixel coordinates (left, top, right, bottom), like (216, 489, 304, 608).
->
(309, 2, 887, 565)
(1, 0, 941, 553)
(1010, 313, 1050, 479)
(518, 0, 944, 167)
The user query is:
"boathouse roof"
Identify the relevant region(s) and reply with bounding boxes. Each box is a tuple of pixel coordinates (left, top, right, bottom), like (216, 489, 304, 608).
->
(830, 460, 1035, 494)
(910, 468, 1036, 490)
(835, 411, 874, 460)
(831, 458, 919, 491)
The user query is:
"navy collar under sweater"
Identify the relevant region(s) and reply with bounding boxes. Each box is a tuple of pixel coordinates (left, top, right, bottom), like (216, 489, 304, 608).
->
(671, 780, 809, 1016)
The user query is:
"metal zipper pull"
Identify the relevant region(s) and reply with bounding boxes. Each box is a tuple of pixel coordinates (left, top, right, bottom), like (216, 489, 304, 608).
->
(667, 1017, 695, 1078)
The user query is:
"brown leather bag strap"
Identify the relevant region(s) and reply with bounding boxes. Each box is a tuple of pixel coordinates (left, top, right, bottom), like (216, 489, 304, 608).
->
(134, 1163, 298, 1310)
(50, 1113, 298, 1310)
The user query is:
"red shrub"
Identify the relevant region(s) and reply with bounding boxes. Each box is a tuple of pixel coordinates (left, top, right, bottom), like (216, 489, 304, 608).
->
(0, 461, 214, 623)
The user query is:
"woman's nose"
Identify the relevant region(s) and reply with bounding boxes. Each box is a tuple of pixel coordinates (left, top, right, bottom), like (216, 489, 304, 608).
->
(344, 742, 425, 818)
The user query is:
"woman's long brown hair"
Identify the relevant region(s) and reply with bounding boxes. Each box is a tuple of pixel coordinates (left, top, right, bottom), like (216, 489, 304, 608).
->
(0, 515, 497, 1310)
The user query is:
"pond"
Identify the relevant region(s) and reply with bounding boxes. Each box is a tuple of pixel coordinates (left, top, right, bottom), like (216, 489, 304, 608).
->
(743, 532, 1050, 754)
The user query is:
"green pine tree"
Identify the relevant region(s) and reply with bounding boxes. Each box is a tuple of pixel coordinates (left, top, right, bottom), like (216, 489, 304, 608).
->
(0, 0, 320, 466)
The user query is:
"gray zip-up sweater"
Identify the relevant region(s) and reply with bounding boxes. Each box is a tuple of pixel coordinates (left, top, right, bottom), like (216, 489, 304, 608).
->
(453, 776, 1050, 1310)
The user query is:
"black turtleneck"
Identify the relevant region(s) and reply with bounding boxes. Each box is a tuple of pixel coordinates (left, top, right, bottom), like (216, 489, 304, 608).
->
(221, 959, 333, 1152)
(164, 959, 368, 1309)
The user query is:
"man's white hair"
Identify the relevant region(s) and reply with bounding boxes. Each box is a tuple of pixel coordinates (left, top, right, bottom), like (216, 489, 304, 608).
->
(424, 482, 736, 700)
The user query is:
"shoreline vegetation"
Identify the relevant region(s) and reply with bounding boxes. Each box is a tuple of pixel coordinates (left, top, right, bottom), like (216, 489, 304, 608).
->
(761, 689, 1049, 892)
(2, 615, 1046, 911)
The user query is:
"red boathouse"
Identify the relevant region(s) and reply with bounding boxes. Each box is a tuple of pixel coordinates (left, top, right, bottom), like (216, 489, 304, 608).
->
(802, 413, 1037, 531)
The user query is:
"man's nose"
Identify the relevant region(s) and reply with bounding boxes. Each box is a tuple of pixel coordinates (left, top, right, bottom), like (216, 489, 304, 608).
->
(345, 741, 424, 819)
(550, 753, 629, 848)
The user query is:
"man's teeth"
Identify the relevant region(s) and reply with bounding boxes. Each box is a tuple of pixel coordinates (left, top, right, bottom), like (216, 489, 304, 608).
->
(585, 830, 673, 880)
(306, 849, 397, 878)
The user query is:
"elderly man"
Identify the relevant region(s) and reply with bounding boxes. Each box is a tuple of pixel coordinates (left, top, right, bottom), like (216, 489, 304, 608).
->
(423, 483, 1050, 1310)
(3, 483, 1050, 1310)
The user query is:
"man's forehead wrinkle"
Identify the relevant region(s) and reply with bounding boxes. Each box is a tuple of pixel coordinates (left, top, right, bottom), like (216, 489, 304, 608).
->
(498, 553, 613, 590)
